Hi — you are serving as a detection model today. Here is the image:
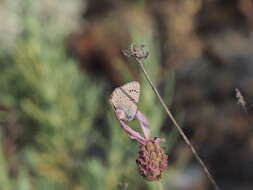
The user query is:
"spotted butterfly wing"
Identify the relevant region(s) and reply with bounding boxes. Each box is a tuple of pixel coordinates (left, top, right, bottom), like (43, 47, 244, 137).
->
(110, 81, 140, 121)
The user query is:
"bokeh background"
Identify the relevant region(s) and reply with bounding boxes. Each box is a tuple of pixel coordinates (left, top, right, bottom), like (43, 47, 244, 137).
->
(1, 0, 253, 190)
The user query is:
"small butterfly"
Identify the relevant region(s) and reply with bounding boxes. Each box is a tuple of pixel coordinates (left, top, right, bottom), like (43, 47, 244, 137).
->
(109, 81, 140, 121)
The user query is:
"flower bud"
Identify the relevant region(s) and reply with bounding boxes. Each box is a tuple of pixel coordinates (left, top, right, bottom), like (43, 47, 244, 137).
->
(136, 139, 168, 181)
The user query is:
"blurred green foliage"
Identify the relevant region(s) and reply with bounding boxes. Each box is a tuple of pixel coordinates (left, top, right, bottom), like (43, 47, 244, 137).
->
(0, 1, 177, 190)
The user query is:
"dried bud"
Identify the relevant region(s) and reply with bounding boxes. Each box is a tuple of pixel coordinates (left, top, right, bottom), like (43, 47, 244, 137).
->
(122, 44, 149, 60)
(136, 139, 168, 181)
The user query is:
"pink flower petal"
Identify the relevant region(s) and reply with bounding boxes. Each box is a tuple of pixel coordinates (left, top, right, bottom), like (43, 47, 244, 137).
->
(115, 109, 147, 144)
(135, 111, 150, 139)
(118, 120, 147, 144)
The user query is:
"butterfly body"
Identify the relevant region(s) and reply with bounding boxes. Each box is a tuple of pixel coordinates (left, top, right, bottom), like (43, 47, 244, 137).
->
(120, 107, 135, 121)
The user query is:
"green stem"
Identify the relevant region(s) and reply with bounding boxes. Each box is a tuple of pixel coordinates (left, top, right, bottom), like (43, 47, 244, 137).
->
(156, 181, 164, 190)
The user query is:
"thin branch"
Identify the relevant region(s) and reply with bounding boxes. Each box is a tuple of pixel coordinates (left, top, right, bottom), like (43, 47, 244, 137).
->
(135, 57, 220, 190)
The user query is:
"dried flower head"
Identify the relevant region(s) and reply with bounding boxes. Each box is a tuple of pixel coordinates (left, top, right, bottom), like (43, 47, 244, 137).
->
(122, 44, 149, 60)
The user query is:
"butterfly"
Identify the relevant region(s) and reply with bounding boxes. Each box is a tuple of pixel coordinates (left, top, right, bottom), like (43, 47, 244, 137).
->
(109, 81, 140, 121)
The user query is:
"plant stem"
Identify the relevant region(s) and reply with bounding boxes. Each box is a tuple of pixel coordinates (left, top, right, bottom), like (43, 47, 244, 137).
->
(156, 181, 164, 190)
(136, 58, 221, 190)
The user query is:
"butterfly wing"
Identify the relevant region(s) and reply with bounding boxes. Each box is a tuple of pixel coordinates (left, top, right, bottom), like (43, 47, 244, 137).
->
(110, 81, 140, 121)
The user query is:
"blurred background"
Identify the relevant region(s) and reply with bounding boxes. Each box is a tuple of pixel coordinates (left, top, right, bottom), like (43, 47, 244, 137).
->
(0, 0, 253, 190)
